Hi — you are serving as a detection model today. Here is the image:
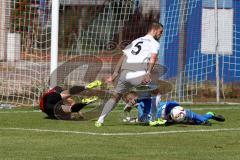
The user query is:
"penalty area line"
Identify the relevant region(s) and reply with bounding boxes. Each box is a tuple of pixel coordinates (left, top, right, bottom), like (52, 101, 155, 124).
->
(0, 127, 240, 136)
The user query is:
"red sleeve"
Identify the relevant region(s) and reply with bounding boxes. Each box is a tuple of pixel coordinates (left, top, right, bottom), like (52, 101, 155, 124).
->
(39, 88, 57, 111)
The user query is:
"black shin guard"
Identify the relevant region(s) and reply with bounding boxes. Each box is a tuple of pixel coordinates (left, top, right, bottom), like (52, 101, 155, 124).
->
(69, 86, 86, 95)
(71, 103, 87, 112)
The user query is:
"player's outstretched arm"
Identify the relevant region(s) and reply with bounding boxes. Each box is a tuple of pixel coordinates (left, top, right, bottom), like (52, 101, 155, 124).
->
(106, 54, 126, 83)
(142, 53, 157, 84)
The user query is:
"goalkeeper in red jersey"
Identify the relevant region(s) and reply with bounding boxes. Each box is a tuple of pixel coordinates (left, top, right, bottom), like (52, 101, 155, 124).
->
(39, 80, 102, 119)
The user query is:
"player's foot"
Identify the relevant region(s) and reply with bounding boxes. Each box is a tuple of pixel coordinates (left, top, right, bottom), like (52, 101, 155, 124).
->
(156, 118, 167, 125)
(86, 80, 102, 89)
(122, 117, 137, 123)
(95, 121, 103, 127)
(207, 112, 225, 122)
(122, 117, 130, 123)
(81, 96, 98, 104)
(149, 121, 158, 126)
(207, 111, 214, 116)
(212, 115, 225, 122)
(129, 118, 137, 123)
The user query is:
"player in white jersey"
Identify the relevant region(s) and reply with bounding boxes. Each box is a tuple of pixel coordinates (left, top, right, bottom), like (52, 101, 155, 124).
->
(95, 22, 163, 127)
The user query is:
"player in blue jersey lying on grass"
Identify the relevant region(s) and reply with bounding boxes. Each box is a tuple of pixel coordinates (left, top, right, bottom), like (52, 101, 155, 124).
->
(123, 91, 225, 126)
(39, 80, 102, 119)
(122, 91, 166, 126)
(156, 101, 225, 126)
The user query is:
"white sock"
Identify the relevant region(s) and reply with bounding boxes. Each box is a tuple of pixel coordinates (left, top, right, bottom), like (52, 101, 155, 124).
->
(97, 98, 117, 123)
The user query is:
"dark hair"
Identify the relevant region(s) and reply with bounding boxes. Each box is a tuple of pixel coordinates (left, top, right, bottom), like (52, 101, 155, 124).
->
(148, 22, 163, 32)
(53, 86, 64, 94)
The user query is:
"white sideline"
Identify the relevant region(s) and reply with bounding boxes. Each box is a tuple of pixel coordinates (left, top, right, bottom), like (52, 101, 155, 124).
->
(0, 127, 240, 136)
(0, 106, 240, 114)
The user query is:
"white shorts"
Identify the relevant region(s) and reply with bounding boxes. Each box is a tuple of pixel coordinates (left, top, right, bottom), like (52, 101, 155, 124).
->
(114, 70, 146, 94)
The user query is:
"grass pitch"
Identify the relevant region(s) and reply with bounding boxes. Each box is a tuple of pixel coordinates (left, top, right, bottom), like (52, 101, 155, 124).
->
(0, 104, 240, 160)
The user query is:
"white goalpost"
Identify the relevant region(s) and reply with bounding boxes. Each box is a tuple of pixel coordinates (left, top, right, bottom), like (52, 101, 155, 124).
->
(214, 0, 220, 103)
(50, 0, 59, 88)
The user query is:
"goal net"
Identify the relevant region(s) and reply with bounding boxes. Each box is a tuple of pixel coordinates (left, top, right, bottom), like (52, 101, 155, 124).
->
(163, 0, 240, 103)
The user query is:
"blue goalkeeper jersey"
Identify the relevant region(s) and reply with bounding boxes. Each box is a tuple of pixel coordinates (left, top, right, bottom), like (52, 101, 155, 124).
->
(136, 98, 152, 123)
(156, 101, 180, 120)
(156, 101, 213, 124)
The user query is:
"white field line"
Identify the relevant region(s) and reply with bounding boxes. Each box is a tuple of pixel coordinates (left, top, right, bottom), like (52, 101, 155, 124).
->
(0, 107, 240, 114)
(0, 127, 240, 136)
(0, 110, 41, 113)
(188, 107, 240, 111)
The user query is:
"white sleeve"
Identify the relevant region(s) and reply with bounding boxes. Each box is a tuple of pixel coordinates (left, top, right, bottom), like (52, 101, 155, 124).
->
(150, 41, 160, 54)
(122, 42, 133, 56)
